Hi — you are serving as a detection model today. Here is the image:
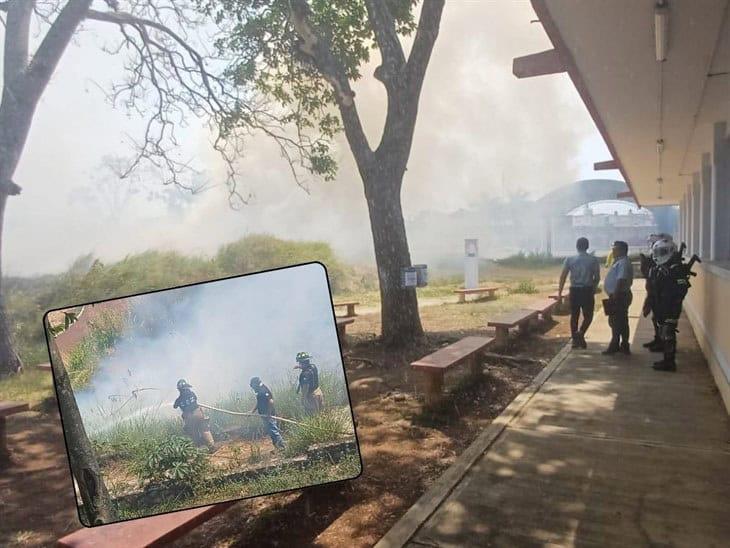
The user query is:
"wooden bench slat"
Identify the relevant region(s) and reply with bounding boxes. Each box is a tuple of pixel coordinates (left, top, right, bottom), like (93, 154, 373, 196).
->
(411, 336, 494, 371)
(0, 401, 29, 417)
(336, 317, 355, 327)
(523, 299, 557, 314)
(57, 503, 234, 548)
(487, 309, 538, 328)
(453, 287, 498, 295)
(333, 301, 359, 307)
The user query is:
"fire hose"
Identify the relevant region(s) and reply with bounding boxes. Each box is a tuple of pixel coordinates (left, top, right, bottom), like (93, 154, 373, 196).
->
(197, 402, 354, 436)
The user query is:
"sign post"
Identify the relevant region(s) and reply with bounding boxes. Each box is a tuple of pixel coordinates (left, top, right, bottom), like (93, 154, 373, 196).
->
(464, 239, 479, 290)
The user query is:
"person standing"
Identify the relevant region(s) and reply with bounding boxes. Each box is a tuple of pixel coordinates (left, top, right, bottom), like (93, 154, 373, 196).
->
(250, 377, 286, 450)
(558, 237, 601, 349)
(294, 351, 324, 415)
(602, 241, 634, 355)
(173, 379, 216, 451)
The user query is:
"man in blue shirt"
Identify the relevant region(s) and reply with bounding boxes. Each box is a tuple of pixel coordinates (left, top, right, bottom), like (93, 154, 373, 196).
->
(558, 237, 601, 349)
(602, 241, 634, 355)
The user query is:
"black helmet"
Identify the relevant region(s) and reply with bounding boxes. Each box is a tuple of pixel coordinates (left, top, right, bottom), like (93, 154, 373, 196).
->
(177, 378, 191, 390)
(296, 351, 312, 365)
(249, 376, 262, 389)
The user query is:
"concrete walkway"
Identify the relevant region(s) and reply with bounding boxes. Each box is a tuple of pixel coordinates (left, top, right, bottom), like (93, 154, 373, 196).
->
(378, 290, 730, 547)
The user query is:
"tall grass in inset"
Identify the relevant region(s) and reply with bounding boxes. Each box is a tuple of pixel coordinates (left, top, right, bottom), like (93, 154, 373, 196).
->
(66, 308, 130, 389)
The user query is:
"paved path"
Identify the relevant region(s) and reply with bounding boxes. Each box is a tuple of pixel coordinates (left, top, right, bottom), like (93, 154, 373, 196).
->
(379, 290, 730, 547)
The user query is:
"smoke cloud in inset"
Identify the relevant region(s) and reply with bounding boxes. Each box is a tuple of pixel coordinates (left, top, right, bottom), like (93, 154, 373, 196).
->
(5, 2, 619, 276)
(72, 263, 344, 433)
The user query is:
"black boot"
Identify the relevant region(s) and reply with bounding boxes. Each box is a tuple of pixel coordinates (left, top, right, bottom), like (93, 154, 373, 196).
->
(619, 342, 631, 355)
(602, 343, 620, 355)
(643, 338, 661, 348)
(647, 341, 664, 353)
(653, 359, 676, 372)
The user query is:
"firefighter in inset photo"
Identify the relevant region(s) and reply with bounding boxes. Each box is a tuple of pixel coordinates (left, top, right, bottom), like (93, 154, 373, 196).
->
(173, 378, 216, 451)
(250, 377, 286, 450)
(294, 351, 324, 415)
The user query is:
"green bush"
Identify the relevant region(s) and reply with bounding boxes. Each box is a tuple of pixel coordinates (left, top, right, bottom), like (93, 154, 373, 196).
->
(509, 280, 538, 294)
(7, 235, 371, 369)
(132, 436, 210, 489)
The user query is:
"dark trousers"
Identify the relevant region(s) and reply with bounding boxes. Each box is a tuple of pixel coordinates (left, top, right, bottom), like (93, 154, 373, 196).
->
(608, 291, 633, 347)
(569, 286, 595, 338)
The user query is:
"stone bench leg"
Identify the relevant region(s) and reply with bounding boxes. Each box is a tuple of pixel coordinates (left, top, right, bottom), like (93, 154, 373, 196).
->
(0, 417, 9, 463)
(458, 293, 466, 303)
(518, 321, 530, 336)
(468, 354, 482, 377)
(495, 326, 509, 346)
(543, 311, 552, 322)
(424, 372, 444, 405)
(337, 325, 347, 347)
(347, 304, 356, 317)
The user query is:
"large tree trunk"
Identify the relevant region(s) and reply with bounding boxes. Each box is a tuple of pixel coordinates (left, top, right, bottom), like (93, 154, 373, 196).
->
(363, 163, 423, 347)
(0, 193, 21, 377)
(0, 0, 93, 378)
(47, 329, 116, 525)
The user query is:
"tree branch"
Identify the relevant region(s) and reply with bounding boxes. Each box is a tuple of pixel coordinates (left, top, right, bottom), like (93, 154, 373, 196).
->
(288, 0, 373, 168)
(405, 0, 445, 95)
(365, 0, 405, 88)
(25, 0, 93, 104)
(3, 0, 35, 84)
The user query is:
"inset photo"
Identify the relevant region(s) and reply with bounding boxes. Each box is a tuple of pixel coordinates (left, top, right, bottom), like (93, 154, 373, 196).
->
(43, 262, 361, 527)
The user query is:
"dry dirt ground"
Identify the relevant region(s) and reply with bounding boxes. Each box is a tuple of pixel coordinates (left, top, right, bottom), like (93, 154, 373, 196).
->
(0, 298, 571, 547)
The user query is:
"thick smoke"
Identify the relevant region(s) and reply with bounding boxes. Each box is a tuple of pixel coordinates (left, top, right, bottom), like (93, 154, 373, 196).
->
(6, 2, 610, 276)
(75, 263, 344, 433)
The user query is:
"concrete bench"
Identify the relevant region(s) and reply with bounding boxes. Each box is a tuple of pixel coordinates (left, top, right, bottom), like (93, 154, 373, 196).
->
(548, 293, 571, 313)
(0, 401, 30, 464)
(523, 298, 557, 322)
(336, 317, 355, 345)
(487, 309, 538, 345)
(57, 502, 234, 547)
(411, 336, 495, 404)
(454, 286, 499, 303)
(333, 301, 359, 317)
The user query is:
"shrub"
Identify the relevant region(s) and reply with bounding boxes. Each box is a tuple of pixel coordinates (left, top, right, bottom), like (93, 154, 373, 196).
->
(509, 280, 538, 294)
(132, 436, 210, 489)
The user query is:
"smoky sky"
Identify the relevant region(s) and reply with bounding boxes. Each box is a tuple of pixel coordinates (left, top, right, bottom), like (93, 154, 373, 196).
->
(4, 2, 621, 276)
(70, 263, 344, 432)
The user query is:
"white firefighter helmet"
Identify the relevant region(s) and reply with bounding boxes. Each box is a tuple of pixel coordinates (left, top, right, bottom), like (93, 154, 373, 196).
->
(652, 238, 677, 265)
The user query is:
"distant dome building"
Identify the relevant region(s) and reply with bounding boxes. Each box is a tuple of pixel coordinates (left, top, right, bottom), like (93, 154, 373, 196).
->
(560, 199, 658, 253)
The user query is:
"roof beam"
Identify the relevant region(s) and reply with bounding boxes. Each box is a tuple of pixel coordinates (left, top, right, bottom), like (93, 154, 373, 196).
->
(512, 49, 565, 78)
(616, 191, 634, 199)
(594, 159, 619, 171)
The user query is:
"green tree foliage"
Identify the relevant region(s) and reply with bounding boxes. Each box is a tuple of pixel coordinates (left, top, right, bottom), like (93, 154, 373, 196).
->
(199, 0, 418, 181)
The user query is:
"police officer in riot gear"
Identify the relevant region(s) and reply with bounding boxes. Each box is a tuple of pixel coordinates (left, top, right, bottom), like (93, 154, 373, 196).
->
(648, 239, 700, 372)
(640, 233, 676, 352)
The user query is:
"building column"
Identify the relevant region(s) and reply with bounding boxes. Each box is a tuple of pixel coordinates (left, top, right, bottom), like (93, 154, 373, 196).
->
(712, 121, 730, 261)
(692, 174, 701, 256)
(700, 153, 713, 259)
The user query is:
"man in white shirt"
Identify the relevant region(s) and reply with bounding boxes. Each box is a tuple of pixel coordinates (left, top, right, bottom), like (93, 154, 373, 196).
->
(602, 240, 634, 355)
(558, 237, 601, 349)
